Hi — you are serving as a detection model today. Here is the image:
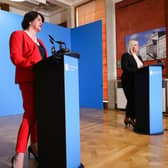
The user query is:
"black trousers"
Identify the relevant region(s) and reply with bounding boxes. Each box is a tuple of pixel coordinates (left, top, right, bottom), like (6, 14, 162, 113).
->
(122, 79, 135, 119)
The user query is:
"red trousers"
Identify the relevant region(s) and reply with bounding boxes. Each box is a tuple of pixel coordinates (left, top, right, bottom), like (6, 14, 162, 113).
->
(16, 82, 37, 153)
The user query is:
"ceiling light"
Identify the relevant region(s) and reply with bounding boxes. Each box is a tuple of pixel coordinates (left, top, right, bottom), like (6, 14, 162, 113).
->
(10, 0, 24, 2)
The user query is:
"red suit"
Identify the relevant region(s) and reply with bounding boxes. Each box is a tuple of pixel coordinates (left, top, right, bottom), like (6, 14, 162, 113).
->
(10, 30, 48, 153)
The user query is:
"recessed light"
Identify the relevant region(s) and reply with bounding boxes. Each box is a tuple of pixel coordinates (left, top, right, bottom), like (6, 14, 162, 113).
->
(10, 0, 25, 2)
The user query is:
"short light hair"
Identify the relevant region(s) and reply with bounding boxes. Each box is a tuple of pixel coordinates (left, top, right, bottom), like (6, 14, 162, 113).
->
(127, 39, 138, 55)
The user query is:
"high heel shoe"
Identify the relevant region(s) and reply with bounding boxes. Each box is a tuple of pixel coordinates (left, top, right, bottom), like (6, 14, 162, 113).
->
(28, 145, 39, 161)
(129, 119, 136, 128)
(11, 156, 15, 168)
(124, 117, 129, 126)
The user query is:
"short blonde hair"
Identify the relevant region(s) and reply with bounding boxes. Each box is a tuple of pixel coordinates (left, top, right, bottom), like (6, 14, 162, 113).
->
(127, 39, 138, 55)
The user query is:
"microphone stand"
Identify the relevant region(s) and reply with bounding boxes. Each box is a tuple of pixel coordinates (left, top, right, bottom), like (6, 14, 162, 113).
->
(48, 38, 62, 62)
(48, 34, 70, 59)
(50, 39, 57, 57)
(147, 53, 165, 69)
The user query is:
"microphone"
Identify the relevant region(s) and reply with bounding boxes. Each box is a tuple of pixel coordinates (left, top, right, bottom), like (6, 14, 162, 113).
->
(48, 34, 55, 41)
(48, 34, 70, 55)
(56, 41, 65, 45)
(48, 34, 65, 45)
(49, 39, 54, 44)
(147, 53, 156, 59)
(48, 35, 57, 56)
(147, 53, 164, 68)
(147, 53, 161, 63)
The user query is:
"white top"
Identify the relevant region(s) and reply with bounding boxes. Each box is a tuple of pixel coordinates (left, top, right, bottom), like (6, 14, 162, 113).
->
(132, 53, 143, 68)
(24, 30, 40, 46)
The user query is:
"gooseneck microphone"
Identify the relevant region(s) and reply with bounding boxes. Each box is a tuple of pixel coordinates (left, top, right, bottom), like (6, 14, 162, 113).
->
(48, 34, 54, 41)
(48, 34, 70, 56)
(147, 53, 156, 59)
(56, 41, 65, 45)
(147, 53, 162, 63)
(48, 34, 65, 45)
(147, 53, 165, 68)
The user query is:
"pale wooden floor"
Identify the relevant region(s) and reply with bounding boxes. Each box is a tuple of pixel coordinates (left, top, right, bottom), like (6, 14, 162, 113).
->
(0, 109, 168, 168)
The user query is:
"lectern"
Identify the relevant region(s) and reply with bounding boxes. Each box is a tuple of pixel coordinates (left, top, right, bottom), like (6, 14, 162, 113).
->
(134, 65, 163, 135)
(34, 53, 83, 168)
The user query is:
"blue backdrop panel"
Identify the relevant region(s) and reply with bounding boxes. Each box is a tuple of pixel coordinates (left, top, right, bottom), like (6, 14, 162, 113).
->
(149, 66, 163, 134)
(71, 21, 103, 109)
(0, 10, 103, 116)
(64, 55, 80, 168)
(0, 10, 71, 116)
(0, 10, 23, 116)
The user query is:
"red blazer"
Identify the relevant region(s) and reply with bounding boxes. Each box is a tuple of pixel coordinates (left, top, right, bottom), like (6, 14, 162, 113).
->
(9, 30, 48, 83)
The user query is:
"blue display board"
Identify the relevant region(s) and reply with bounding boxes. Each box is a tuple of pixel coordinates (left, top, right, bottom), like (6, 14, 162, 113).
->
(71, 21, 103, 109)
(64, 55, 80, 168)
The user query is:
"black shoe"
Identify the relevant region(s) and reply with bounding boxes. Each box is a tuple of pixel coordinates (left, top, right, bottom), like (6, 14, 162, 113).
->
(124, 117, 130, 126)
(78, 163, 84, 168)
(129, 119, 136, 128)
(11, 156, 15, 168)
(28, 145, 39, 161)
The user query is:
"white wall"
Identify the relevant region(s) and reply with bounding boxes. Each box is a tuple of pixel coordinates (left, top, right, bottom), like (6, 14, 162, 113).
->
(9, 6, 50, 22)
(9, 6, 26, 16)
(9, 6, 68, 25)
(49, 9, 68, 25)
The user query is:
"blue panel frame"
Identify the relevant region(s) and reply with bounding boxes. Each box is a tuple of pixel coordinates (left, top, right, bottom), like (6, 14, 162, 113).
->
(71, 21, 103, 109)
(149, 66, 163, 134)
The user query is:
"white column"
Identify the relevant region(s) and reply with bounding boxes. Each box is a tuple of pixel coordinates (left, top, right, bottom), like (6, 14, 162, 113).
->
(105, 0, 122, 109)
(67, 6, 75, 28)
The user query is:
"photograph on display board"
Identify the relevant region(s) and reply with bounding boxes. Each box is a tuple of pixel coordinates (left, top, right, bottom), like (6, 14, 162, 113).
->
(125, 27, 166, 61)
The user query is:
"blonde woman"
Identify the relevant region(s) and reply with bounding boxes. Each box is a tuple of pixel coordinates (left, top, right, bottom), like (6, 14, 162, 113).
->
(121, 39, 143, 128)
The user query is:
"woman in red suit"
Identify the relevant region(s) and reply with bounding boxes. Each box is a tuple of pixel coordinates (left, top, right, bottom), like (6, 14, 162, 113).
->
(9, 11, 48, 168)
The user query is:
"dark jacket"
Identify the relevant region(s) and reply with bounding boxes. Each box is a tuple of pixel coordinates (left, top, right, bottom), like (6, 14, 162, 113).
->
(121, 52, 143, 87)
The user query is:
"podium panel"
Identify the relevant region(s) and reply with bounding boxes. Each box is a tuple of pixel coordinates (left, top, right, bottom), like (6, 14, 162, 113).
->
(134, 65, 163, 135)
(64, 55, 80, 168)
(149, 66, 163, 134)
(34, 54, 82, 168)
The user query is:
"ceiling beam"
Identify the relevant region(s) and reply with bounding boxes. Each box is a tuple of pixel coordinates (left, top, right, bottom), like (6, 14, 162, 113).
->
(47, 0, 71, 8)
(71, 0, 92, 6)
(47, 0, 90, 8)
(35, 0, 46, 3)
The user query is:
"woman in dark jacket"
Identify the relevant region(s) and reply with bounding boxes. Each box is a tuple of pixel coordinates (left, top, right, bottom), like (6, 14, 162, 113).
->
(121, 39, 143, 127)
